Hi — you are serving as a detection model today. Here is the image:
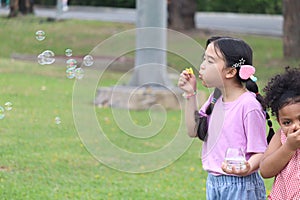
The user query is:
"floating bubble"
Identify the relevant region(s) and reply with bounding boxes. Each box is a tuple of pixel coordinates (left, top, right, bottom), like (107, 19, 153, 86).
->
(66, 59, 77, 69)
(35, 30, 46, 41)
(4, 102, 12, 111)
(37, 53, 46, 65)
(55, 116, 61, 125)
(83, 55, 94, 67)
(0, 106, 5, 119)
(66, 68, 75, 79)
(75, 67, 84, 80)
(42, 50, 55, 65)
(38, 50, 55, 65)
(65, 48, 73, 57)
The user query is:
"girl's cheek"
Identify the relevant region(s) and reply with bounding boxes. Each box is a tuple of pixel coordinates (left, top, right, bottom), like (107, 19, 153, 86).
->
(199, 65, 206, 75)
(279, 123, 288, 135)
(282, 128, 289, 136)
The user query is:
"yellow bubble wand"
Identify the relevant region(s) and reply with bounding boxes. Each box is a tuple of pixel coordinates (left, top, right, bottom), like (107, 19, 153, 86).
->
(185, 67, 194, 75)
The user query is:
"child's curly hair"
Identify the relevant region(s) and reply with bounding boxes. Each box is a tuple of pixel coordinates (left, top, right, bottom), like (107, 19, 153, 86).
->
(263, 66, 300, 119)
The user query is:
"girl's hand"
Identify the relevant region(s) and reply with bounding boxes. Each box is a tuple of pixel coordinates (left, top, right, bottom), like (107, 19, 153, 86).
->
(285, 127, 300, 151)
(177, 69, 197, 94)
(221, 161, 251, 176)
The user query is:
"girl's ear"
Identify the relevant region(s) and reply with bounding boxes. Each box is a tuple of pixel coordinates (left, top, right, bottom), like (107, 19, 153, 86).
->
(225, 67, 237, 79)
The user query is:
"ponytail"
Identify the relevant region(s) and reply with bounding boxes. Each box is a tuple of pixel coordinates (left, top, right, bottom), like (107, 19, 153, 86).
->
(206, 88, 222, 115)
(266, 112, 275, 143)
(195, 88, 221, 141)
(245, 79, 275, 144)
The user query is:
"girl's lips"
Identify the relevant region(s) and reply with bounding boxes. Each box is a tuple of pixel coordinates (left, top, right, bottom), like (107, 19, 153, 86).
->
(198, 74, 203, 80)
(198, 74, 207, 87)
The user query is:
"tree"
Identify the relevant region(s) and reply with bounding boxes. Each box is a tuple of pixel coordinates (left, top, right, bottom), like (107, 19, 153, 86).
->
(167, 0, 197, 30)
(9, 0, 34, 17)
(283, 0, 300, 58)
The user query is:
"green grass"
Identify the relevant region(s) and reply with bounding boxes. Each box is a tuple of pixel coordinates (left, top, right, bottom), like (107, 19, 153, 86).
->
(0, 15, 298, 199)
(0, 59, 207, 199)
(0, 15, 134, 58)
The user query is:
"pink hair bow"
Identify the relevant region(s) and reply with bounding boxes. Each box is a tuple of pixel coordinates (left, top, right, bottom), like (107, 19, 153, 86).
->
(239, 65, 257, 82)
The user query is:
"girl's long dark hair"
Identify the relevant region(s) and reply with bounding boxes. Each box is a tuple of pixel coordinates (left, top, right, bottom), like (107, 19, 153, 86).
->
(196, 88, 221, 141)
(196, 36, 274, 142)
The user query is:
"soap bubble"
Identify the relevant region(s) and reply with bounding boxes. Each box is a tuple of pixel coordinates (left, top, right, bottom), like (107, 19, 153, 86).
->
(75, 67, 84, 80)
(42, 50, 55, 65)
(66, 68, 75, 79)
(0, 106, 5, 119)
(83, 55, 94, 67)
(55, 116, 61, 125)
(4, 102, 12, 111)
(66, 59, 77, 69)
(38, 50, 55, 65)
(35, 30, 46, 41)
(65, 48, 73, 57)
(37, 53, 46, 65)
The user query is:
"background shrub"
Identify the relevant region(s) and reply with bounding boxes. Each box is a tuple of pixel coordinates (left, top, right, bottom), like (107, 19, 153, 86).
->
(34, 0, 282, 14)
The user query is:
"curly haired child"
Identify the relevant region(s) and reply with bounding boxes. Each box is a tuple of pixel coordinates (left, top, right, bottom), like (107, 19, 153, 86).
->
(260, 66, 300, 200)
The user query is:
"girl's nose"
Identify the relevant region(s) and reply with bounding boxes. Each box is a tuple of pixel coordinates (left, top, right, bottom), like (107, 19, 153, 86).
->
(199, 63, 205, 71)
(295, 120, 300, 130)
(292, 121, 300, 132)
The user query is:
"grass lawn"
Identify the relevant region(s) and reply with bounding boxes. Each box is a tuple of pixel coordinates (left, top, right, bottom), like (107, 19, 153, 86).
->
(0, 14, 298, 199)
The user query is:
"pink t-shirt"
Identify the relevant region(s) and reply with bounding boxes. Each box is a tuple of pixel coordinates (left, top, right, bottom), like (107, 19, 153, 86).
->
(268, 130, 300, 200)
(200, 91, 267, 175)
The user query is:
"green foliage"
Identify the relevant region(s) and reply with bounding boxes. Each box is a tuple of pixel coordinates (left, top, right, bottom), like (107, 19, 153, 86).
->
(33, 0, 282, 14)
(35, 0, 56, 6)
(197, 0, 282, 14)
(34, 0, 136, 8)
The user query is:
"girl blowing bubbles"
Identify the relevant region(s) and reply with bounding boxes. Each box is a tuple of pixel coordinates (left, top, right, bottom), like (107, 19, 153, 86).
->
(260, 67, 300, 200)
(178, 36, 269, 200)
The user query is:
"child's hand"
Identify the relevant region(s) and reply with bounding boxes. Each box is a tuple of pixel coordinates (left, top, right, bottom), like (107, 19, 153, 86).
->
(285, 127, 300, 151)
(221, 161, 251, 176)
(178, 68, 197, 94)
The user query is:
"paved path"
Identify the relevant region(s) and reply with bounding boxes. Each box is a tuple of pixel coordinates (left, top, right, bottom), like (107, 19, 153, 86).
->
(0, 6, 283, 37)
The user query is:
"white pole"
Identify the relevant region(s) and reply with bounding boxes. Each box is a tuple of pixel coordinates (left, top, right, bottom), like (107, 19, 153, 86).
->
(129, 0, 171, 87)
(56, 0, 63, 20)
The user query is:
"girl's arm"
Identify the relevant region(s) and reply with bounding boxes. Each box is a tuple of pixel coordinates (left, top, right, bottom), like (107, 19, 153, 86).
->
(259, 129, 296, 178)
(184, 95, 198, 137)
(178, 70, 198, 137)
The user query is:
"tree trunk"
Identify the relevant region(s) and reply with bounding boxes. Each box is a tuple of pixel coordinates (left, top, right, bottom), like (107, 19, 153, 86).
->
(9, 0, 19, 17)
(9, 0, 34, 17)
(283, 0, 300, 58)
(168, 0, 197, 30)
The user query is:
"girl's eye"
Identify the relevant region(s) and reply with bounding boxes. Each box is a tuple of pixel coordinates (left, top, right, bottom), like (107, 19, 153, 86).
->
(282, 120, 291, 126)
(203, 55, 214, 64)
